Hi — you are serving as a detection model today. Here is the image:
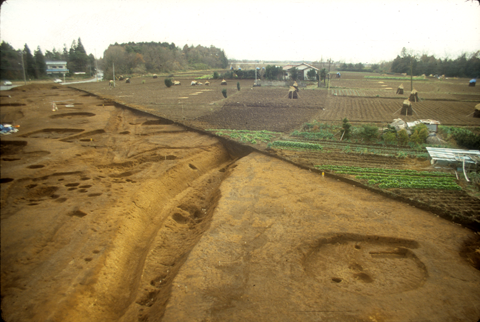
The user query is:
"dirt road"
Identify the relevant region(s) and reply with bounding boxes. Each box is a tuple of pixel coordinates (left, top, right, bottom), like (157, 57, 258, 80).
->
(1, 85, 479, 321)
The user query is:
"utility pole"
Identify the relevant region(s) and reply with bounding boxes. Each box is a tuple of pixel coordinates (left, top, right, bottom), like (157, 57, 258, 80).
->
(327, 58, 332, 89)
(20, 51, 26, 85)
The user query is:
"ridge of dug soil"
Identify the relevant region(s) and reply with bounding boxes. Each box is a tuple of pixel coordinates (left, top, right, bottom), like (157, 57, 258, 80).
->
(1, 84, 479, 322)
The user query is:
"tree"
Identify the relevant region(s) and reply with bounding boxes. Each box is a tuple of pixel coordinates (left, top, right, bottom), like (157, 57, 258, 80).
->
(355, 63, 364, 71)
(342, 118, 352, 140)
(0, 41, 22, 80)
(218, 50, 228, 68)
(265, 65, 282, 80)
(320, 68, 327, 81)
(23, 44, 35, 79)
(33, 46, 46, 78)
(289, 67, 298, 81)
(370, 64, 380, 73)
(307, 69, 316, 80)
(68, 37, 89, 73)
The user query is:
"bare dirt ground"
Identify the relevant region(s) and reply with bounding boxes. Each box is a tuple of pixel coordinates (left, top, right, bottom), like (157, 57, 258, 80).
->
(1, 83, 480, 322)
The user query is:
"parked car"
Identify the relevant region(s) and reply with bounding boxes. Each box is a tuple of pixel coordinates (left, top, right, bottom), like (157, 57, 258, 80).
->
(53, 79, 62, 83)
(3, 80, 12, 86)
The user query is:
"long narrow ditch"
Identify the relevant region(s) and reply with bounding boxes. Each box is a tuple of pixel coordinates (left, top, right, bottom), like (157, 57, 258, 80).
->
(69, 86, 480, 232)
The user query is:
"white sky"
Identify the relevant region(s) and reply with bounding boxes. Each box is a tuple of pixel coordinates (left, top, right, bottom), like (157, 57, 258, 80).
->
(1, 0, 479, 63)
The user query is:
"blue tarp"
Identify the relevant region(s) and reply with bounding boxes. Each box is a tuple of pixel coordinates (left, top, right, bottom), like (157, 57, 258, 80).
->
(470, 79, 476, 83)
(0, 124, 19, 135)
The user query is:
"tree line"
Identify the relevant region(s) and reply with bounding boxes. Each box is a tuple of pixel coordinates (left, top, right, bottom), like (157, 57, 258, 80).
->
(0, 38, 95, 80)
(390, 47, 479, 78)
(101, 42, 228, 79)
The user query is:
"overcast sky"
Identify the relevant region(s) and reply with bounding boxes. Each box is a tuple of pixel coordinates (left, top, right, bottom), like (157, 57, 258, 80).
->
(1, 0, 479, 63)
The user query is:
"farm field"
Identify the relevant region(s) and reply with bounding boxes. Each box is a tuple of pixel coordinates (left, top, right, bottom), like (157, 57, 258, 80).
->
(2, 74, 477, 321)
(316, 96, 479, 124)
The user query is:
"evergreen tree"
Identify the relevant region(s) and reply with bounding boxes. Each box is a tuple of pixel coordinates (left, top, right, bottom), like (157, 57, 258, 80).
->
(34, 46, 46, 78)
(0, 41, 22, 80)
(75, 37, 89, 72)
(342, 118, 352, 140)
(63, 44, 69, 61)
(289, 67, 299, 81)
(219, 50, 228, 68)
(23, 44, 35, 79)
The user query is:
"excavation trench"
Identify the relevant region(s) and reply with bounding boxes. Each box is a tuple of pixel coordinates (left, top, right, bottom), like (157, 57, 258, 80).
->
(0, 86, 250, 322)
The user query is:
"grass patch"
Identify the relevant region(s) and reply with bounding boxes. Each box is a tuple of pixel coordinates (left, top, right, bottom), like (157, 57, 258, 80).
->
(364, 76, 427, 80)
(195, 74, 214, 80)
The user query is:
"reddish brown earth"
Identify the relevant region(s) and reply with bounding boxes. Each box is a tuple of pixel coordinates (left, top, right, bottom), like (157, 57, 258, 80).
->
(1, 83, 480, 322)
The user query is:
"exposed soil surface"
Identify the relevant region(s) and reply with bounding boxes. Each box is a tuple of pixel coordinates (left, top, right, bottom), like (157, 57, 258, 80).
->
(1, 83, 480, 322)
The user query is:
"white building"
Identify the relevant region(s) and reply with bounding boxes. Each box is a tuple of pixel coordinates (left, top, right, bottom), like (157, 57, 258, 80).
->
(283, 63, 319, 80)
(46, 61, 69, 75)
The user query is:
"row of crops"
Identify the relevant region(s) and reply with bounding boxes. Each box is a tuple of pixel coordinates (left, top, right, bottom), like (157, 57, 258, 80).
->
(330, 89, 365, 96)
(209, 129, 430, 158)
(208, 129, 430, 159)
(315, 165, 461, 191)
(289, 134, 430, 158)
(268, 141, 323, 150)
(207, 129, 279, 144)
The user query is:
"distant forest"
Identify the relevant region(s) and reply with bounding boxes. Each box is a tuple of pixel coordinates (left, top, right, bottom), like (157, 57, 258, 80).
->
(101, 42, 229, 79)
(389, 48, 480, 78)
(0, 39, 229, 80)
(337, 48, 480, 78)
(0, 38, 95, 80)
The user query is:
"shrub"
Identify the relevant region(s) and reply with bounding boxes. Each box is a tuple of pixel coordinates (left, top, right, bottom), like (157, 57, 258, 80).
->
(237, 82, 240, 91)
(383, 132, 397, 145)
(361, 124, 379, 142)
(418, 127, 429, 142)
(409, 123, 429, 145)
(213, 71, 219, 79)
(222, 88, 227, 98)
(164, 78, 173, 87)
(342, 118, 352, 140)
(409, 131, 422, 145)
(398, 129, 409, 145)
(413, 123, 429, 142)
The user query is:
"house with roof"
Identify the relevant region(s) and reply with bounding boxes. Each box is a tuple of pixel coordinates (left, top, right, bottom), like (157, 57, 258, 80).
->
(45, 61, 69, 75)
(283, 63, 319, 80)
